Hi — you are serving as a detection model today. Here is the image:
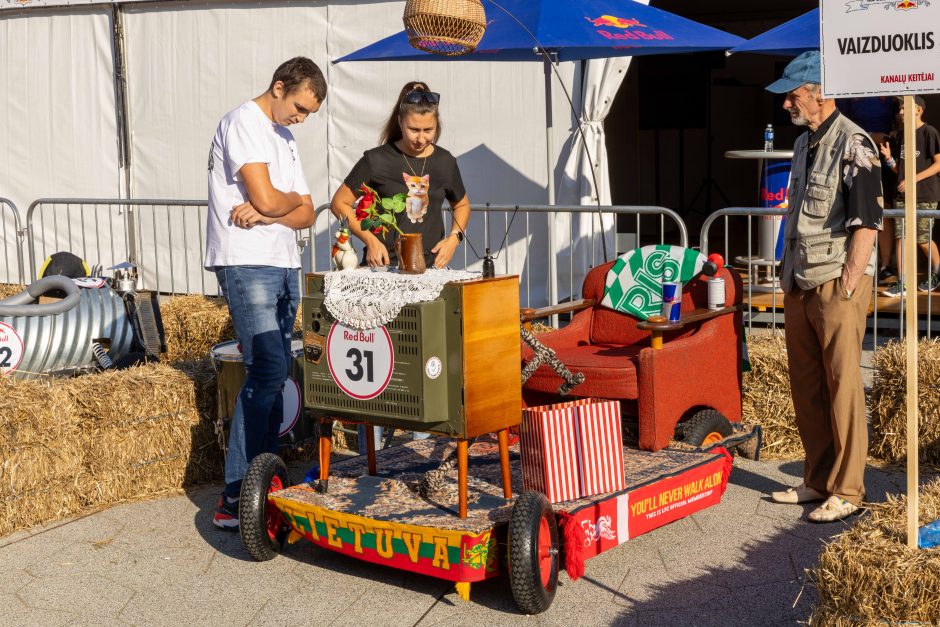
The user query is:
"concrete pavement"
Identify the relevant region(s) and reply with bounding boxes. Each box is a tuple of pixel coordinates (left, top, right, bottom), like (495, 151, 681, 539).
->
(0, 457, 905, 626)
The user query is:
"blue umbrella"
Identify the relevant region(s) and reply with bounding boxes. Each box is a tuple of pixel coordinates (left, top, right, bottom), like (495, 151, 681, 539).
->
(337, 0, 744, 63)
(728, 9, 818, 56)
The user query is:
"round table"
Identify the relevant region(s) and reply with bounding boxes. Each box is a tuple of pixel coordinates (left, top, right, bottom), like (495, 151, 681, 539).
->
(725, 149, 794, 293)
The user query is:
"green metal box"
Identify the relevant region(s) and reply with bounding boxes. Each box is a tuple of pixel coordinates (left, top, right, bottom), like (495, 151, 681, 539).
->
(302, 274, 466, 436)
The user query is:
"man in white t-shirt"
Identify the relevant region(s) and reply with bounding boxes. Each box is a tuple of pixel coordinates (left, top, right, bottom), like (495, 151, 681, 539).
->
(205, 57, 326, 531)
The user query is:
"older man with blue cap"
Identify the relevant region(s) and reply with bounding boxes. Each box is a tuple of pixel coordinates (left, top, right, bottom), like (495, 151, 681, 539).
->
(765, 51, 884, 523)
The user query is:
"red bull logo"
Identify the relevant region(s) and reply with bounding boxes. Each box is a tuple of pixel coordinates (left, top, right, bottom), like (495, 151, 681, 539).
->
(896, 0, 917, 9)
(586, 15, 674, 42)
(587, 15, 645, 29)
(761, 186, 787, 204)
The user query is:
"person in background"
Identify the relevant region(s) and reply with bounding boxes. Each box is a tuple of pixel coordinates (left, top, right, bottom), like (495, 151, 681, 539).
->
(204, 57, 326, 530)
(766, 51, 883, 523)
(839, 97, 900, 282)
(880, 95, 940, 296)
(329, 81, 470, 269)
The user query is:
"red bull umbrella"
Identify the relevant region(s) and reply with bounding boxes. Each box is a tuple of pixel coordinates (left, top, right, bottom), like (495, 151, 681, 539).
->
(336, 0, 744, 63)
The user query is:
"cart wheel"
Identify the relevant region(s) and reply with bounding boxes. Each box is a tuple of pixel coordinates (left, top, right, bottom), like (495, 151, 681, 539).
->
(240, 453, 291, 562)
(682, 409, 733, 447)
(508, 491, 558, 614)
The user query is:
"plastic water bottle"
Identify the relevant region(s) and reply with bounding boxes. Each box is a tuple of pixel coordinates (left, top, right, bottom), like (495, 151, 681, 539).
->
(764, 124, 774, 152)
(919, 519, 940, 549)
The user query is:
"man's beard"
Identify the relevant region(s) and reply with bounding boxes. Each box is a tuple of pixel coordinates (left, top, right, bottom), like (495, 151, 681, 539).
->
(788, 109, 808, 126)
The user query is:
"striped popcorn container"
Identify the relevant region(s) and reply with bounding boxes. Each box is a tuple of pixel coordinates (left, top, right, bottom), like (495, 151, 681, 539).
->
(519, 398, 625, 503)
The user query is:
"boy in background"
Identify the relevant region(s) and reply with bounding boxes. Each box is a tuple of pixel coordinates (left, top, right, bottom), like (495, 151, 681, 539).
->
(880, 95, 940, 295)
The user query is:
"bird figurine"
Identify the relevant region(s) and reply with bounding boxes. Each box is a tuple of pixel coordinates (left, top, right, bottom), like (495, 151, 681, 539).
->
(331, 220, 358, 270)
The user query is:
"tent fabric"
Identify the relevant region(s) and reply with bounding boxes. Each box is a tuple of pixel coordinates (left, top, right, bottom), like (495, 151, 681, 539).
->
(0, 6, 123, 282)
(729, 9, 818, 56)
(0, 0, 740, 300)
(555, 56, 632, 301)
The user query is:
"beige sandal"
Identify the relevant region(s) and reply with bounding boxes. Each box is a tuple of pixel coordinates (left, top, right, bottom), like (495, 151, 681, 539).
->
(770, 483, 825, 504)
(808, 496, 859, 523)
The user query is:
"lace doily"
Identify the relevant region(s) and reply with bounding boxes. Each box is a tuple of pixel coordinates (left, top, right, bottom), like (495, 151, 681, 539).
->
(323, 268, 482, 329)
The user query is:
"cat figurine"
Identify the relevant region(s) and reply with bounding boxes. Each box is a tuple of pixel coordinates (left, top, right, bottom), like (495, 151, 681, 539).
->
(402, 173, 430, 223)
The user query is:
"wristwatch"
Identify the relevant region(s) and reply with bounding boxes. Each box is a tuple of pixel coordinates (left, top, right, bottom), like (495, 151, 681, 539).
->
(450, 231, 464, 243)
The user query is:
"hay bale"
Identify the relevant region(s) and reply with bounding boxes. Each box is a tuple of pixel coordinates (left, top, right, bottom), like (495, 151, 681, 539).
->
(870, 339, 940, 465)
(0, 360, 222, 537)
(741, 334, 803, 460)
(159, 294, 304, 363)
(68, 361, 222, 509)
(0, 283, 25, 300)
(809, 478, 940, 625)
(0, 376, 86, 537)
(160, 295, 235, 363)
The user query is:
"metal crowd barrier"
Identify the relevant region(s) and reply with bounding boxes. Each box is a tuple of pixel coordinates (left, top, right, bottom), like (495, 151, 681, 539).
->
(26, 198, 216, 295)
(307, 203, 688, 310)
(701, 206, 940, 345)
(0, 198, 24, 285)
(21, 198, 687, 316)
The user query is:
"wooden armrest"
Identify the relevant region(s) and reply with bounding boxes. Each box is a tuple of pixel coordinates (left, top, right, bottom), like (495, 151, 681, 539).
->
(520, 299, 595, 323)
(636, 304, 743, 332)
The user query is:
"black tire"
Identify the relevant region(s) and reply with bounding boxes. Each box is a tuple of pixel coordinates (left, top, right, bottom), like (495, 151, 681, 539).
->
(508, 491, 559, 615)
(682, 409, 733, 447)
(240, 453, 291, 562)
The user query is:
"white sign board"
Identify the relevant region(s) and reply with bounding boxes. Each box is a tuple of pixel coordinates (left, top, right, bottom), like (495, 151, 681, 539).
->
(820, 0, 940, 97)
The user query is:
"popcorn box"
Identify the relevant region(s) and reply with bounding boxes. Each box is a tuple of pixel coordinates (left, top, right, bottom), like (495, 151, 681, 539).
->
(520, 398, 625, 503)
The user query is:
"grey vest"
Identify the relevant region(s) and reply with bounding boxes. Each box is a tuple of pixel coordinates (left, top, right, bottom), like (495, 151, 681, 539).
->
(781, 114, 878, 292)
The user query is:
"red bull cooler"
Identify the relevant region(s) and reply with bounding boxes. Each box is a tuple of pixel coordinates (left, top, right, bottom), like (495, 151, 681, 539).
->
(661, 282, 681, 322)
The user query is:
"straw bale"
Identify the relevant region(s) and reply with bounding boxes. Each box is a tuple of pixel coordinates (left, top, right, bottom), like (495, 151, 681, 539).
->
(869, 338, 940, 465)
(160, 295, 235, 363)
(0, 359, 223, 537)
(0, 375, 86, 537)
(741, 334, 803, 460)
(530, 322, 555, 335)
(0, 283, 25, 300)
(68, 361, 222, 509)
(160, 294, 304, 363)
(809, 478, 940, 625)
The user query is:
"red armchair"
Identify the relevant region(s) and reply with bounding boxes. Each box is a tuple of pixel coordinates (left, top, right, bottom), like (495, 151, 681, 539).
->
(521, 260, 744, 452)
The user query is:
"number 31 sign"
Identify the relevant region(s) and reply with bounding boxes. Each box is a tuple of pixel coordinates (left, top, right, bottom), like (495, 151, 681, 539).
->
(326, 323, 394, 400)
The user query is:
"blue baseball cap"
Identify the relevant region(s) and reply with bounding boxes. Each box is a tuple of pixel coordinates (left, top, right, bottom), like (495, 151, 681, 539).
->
(766, 50, 821, 94)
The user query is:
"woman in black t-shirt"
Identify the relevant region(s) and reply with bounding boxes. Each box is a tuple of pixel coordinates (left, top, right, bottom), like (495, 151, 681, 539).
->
(330, 81, 470, 268)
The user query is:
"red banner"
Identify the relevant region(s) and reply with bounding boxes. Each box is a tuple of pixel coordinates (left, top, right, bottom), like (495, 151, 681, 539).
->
(563, 452, 730, 560)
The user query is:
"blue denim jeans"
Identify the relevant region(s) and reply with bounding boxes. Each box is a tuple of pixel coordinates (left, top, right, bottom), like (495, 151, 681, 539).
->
(216, 266, 300, 498)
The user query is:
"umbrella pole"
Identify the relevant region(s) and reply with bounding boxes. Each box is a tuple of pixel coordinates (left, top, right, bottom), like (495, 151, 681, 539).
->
(544, 55, 558, 324)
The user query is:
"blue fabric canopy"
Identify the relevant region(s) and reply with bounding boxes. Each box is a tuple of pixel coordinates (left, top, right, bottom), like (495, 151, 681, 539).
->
(336, 0, 744, 63)
(729, 9, 818, 56)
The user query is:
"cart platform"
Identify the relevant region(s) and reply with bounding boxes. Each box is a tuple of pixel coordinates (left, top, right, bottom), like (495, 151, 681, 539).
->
(268, 437, 738, 584)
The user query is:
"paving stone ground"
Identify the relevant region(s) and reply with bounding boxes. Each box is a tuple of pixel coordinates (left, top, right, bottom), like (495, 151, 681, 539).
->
(0, 455, 906, 627)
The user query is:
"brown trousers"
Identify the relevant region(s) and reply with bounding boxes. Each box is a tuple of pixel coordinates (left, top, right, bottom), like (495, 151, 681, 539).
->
(783, 278, 871, 505)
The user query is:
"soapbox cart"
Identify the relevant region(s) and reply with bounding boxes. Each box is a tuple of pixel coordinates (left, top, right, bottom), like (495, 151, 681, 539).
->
(236, 270, 755, 615)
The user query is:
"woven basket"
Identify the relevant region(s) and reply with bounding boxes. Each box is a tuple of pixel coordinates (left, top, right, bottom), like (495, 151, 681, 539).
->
(403, 0, 487, 56)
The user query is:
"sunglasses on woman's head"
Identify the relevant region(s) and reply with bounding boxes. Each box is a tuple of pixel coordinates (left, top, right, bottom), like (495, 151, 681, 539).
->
(401, 90, 440, 107)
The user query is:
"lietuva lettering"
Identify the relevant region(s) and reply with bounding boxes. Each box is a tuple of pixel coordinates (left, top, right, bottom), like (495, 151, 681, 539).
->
(836, 31, 935, 54)
(343, 330, 375, 343)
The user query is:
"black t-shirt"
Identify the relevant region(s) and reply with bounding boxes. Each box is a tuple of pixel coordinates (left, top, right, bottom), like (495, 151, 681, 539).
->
(898, 123, 940, 202)
(344, 143, 467, 265)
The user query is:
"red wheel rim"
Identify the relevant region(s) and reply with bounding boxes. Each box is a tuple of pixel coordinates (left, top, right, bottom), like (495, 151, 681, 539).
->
(537, 515, 553, 589)
(265, 475, 285, 542)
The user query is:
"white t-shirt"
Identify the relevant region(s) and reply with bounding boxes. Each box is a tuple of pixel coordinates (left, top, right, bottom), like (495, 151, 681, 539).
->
(204, 100, 310, 269)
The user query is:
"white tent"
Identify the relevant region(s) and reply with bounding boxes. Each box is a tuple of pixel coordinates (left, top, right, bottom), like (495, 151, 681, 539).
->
(0, 0, 620, 303)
